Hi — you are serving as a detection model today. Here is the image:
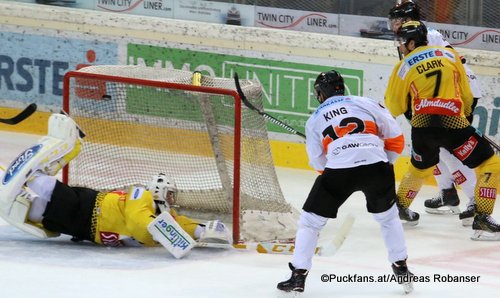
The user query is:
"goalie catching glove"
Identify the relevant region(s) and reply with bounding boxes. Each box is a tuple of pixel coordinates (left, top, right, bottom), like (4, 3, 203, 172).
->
(198, 220, 232, 244)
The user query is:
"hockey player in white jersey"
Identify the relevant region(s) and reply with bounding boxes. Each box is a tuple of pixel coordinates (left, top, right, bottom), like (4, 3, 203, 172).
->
(0, 113, 231, 258)
(277, 70, 413, 294)
(388, 1, 481, 225)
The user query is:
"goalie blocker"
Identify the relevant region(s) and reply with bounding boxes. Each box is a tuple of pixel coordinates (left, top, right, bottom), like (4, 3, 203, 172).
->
(149, 212, 233, 258)
(148, 211, 196, 259)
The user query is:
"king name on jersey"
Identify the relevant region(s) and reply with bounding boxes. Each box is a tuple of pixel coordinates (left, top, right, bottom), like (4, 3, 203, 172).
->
(323, 107, 348, 121)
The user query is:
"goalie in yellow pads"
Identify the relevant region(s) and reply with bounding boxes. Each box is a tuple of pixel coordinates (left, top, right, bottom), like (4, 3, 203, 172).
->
(0, 113, 231, 258)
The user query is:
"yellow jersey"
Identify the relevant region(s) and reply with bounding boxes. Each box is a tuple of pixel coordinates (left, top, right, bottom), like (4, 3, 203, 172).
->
(93, 187, 157, 246)
(92, 186, 199, 247)
(385, 45, 473, 128)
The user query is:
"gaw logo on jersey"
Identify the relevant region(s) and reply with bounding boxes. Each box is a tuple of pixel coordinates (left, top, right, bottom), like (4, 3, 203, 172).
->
(2, 144, 42, 185)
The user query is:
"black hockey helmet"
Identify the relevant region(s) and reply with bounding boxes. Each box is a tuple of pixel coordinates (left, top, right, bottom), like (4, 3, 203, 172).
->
(396, 21, 428, 48)
(388, 1, 421, 21)
(314, 70, 345, 103)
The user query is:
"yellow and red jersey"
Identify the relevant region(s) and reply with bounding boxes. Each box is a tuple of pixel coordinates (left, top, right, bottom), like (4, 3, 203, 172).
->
(93, 187, 157, 246)
(385, 45, 473, 128)
(93, 186, 200, 247)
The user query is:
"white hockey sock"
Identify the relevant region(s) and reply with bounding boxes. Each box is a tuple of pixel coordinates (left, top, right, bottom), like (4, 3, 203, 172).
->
(373, 204, 407, 263)
(442, 150, 476, 202)
(26, 175, 57, 223)
(435, 154, 454, 190)
(439, 148, 476, 201)
(291, 211, 327, 270)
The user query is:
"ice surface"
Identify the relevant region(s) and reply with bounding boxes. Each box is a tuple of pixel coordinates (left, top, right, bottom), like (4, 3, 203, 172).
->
(1, 131, 499, 297)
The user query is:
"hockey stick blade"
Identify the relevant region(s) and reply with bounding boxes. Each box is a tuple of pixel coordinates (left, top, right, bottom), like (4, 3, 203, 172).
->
(0, 103, 37, 125)
(195, 241, 321, 255)
(318, 214, 355, 256)
(234, 73, 306, 139)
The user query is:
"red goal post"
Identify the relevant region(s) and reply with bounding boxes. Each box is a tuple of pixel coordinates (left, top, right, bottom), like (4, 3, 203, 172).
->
(62, 65, 298, 244)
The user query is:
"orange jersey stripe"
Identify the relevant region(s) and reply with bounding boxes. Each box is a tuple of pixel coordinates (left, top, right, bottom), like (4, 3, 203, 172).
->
(332, 120, 378, 138)
(323, 121, 379, 152)
(384, 134, 405, 154)
(322, 135, 334, 152)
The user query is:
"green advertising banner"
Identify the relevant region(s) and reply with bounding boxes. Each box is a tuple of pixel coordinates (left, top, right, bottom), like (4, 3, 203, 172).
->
(128, 44, 363, 135)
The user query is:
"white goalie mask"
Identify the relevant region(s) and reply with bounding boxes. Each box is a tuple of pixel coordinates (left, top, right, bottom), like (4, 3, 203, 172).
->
(147, 173, 178, 214)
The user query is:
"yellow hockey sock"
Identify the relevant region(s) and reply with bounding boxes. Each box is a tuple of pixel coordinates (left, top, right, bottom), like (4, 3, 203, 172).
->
(396, 165, 433, 208)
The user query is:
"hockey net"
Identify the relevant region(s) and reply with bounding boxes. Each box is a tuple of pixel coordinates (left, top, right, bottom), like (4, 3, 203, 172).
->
(62, 65, 299, 243)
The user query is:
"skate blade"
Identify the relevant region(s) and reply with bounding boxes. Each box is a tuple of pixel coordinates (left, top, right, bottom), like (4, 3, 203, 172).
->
(276, 289, 303, 297)
(402, 220, 419, 226)
(461, 218, 473, 227)
(470, 230, 500, 241)
(425, 206, 461, 215)
(402, 281, 414, 294)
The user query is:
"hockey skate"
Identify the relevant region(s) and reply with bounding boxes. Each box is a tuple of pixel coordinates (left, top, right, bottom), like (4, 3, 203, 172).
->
(391, 259, 414, 294)
(424, 186, 460, 215)
(459, 204, 476, 226)
(471, 213, 500, 241)
(397, 203, 419, 226)
(277, 263, 308, 293)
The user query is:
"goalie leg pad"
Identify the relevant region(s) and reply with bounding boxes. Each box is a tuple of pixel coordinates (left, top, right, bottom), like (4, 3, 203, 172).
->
(0, 114, 80, 213)
(148, 211, 196, 259)
(0, 189, 60, 239)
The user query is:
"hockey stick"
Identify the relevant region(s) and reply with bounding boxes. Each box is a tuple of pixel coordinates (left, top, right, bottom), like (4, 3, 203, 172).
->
(0, 103, 37, 125)
(234, 73, 306, 139)
(196, 214, 355, 256)
(59, 109, 86, 138)
(484, 135, 500, 153)
(397, 47, 403, 60)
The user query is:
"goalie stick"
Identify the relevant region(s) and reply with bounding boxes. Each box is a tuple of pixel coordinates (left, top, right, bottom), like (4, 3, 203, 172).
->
(0, 103, 37, 125)
(60, 109, 86, 139)
(234, 73, 306, 139)
(196, 214, 355, 256)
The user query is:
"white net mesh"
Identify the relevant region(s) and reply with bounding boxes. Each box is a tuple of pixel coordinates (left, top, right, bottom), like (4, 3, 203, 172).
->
(64, 65, 299, 242)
